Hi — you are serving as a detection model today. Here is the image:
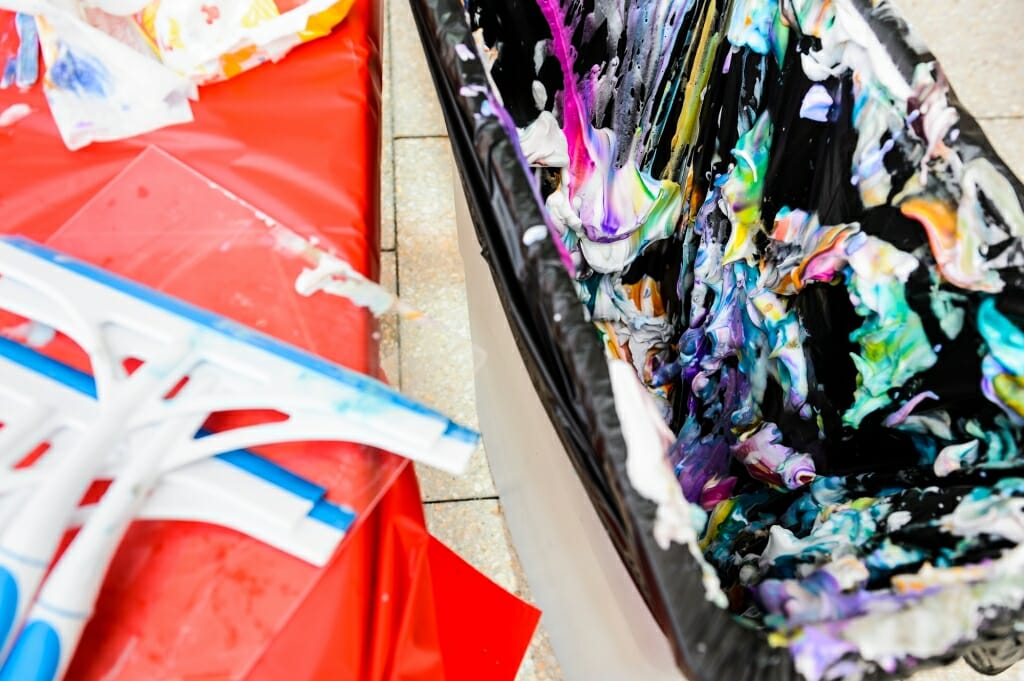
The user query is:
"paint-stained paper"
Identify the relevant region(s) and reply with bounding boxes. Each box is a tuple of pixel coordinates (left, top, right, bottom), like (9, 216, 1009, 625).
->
(132, 0, 357, 84)
(0, 1, 195, 148)
(0, 0, 355, 148)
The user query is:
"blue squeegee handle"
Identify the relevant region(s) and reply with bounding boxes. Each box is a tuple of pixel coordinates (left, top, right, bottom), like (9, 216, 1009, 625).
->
(0, 617, 63, 681)
(0, 556, 49, 676)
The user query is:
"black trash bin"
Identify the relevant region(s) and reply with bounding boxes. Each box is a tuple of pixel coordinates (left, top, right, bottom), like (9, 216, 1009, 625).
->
(409, 1, 1024, 680)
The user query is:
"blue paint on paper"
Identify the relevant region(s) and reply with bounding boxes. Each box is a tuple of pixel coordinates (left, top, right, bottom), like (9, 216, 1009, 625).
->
(1, 57, 16, 89)
(48, 42, 110, 97)
(14, 14, 39, 89)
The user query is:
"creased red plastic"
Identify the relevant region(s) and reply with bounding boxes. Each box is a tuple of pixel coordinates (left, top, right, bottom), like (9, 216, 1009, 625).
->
(1, 0, 383, 296)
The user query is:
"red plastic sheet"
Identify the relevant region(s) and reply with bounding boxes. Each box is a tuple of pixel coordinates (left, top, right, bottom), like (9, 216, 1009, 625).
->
(249, 466, 542, 681)
(0, 1, 540, 679)
(0, 0, 383, 308)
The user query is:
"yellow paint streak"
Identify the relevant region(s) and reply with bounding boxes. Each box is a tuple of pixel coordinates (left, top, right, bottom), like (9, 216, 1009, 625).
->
(241, 0, 281, 29)
(666, 0, 719, 179)
(299, 0, 356, 42)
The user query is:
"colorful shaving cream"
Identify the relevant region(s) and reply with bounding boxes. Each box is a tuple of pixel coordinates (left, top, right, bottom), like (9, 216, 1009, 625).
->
(470, 0, 1024, 677)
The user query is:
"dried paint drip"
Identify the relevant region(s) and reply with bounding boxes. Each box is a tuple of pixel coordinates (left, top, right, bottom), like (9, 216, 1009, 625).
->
(262, 221, 422, 320)
(469, 0, 1024, 678)
(0, 101, 29, 126)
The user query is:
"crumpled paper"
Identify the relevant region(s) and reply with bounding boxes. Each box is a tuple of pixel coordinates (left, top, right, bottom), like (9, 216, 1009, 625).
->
(0, 0, 354, 149)
(0, 0, 197, 149)
(135, 0, 356, 84)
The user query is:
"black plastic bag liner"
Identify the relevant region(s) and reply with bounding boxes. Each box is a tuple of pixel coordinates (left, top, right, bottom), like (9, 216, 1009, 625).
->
(408, 0, 1024, 679)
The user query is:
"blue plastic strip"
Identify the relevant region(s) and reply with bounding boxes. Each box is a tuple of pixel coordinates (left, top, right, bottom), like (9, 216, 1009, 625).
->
(0, 337, 353, 530)
(0, 336, 97, 399)
(1, 57, 17, 89)
(307, 499, 357, 532)
(215, 450, 326, 503)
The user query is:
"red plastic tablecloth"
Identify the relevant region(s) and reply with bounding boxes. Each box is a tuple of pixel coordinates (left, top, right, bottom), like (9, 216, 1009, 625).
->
(0, 3, 540, 679)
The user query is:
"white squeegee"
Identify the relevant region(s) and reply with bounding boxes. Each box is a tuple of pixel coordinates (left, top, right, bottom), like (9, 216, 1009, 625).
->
(0, 236, 479, 681)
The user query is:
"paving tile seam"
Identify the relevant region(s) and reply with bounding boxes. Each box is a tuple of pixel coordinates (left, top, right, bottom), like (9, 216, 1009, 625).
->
(423, 496, 501, 505)
(394, 134, 451, 141)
